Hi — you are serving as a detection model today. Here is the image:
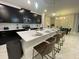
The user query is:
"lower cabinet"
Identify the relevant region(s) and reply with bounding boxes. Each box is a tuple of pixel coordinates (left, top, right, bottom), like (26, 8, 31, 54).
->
(7, 40, 23, 59)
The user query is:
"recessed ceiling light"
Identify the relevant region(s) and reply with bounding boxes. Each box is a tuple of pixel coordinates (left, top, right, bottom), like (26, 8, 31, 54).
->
(27, 0, 31, 4)
(52, 13, 56, 16)
(35, 2, 38, 9)
(44, 9, 47, 12)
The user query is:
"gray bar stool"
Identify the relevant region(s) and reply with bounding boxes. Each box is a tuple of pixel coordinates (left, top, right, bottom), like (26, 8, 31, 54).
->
(46, 37, 56, 59)
(33, 41, 54, 59)
(53, 34, 61, 53)
(58, 31, 66, 47)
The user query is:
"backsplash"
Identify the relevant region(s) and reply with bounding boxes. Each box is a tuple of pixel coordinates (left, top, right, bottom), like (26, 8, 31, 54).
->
(0, 23, 41, 30)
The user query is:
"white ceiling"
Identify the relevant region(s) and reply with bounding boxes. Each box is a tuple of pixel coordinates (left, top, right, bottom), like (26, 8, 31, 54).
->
(55, 0, 79, 15)
(0, 0, 53, 15)
(0, 0, 79, 16)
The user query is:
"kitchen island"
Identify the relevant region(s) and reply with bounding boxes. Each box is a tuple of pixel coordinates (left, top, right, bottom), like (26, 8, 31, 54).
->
(17, 28, 58, 59)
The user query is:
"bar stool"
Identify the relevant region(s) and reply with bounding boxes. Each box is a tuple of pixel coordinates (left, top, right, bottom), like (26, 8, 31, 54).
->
(46, 37, 56, 59)
(33, 41, 54, 59)
(53, 34, 61, 53)
(46, 37, 56, 44)
(58, 31, 66, 46)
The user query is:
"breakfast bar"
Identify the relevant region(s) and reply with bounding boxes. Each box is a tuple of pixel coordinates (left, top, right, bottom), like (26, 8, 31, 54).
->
(17, 28, 58, 59)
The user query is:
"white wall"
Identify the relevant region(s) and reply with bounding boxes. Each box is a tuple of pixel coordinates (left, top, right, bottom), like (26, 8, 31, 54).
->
(74, 13, 79, 32)
(55, 0, 79, 16)
(50, 17, 55, 26)
(55, 14, 75, 31)
(54, 13, 79, 32)
(44, 15, 51, 27)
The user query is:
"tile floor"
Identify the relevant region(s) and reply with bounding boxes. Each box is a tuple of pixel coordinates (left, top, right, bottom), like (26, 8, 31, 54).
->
(55, 33, 79, 59)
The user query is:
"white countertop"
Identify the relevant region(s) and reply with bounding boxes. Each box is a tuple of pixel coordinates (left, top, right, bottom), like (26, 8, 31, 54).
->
(17, 28, 58, 42)
(17, 30, 40, 41)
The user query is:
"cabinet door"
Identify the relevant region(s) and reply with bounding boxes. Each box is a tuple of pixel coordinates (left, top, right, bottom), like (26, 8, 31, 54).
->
(7, 40, 23, 59)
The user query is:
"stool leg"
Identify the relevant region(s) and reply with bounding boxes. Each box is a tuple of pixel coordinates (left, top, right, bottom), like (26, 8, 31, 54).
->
(52, 49, 54, 59)
(42, 56, 43, 59)
(58, 43, 61, 51)
(52, 50, 53, 58)
(44, 56, 48, 59)
(32, 49, 34, 59)
(53, 49, 56, 59)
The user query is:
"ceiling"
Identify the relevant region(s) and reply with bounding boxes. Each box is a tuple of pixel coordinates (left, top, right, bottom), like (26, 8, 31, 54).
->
(0, 0, 53, 15)
(0, 0, 79, 16)
(55, 0, 79, 15)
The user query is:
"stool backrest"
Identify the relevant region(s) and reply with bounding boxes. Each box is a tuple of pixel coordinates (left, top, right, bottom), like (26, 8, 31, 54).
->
(53, 34, 60, 43)
(41, 42, 53, 56)
(46, 37, 55, 43)
(34, 42, 53, 56)
(59, 31, 65, 38)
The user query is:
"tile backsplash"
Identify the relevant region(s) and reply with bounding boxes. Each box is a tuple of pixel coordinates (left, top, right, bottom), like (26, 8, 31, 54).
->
(0, 23, 41, 30)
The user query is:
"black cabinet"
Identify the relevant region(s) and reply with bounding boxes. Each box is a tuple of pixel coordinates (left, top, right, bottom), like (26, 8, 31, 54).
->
(7, 40, 23, 59)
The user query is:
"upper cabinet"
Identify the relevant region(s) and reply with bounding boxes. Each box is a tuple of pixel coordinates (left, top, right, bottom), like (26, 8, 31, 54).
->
(0, 4, 42, 24)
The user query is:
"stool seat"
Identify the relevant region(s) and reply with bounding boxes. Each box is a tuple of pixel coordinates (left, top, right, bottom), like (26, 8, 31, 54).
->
(34, 42, 52, 56)
(53, 34, 60, 43)
(34, 42, 48, 56)
(46, 37, 56, 43)
(33, 41, 54, 59)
